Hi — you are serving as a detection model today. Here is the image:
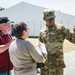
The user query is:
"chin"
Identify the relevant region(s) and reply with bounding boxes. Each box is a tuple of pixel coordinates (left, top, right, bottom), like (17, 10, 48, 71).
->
(5, 32, 10, 34)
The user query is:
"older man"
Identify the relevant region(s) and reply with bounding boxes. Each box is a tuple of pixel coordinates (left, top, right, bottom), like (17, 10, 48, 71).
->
(0, 17, 14, 75)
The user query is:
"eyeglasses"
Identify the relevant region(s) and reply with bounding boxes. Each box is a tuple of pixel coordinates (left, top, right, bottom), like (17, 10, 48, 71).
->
(27, 28, 30, 31)
(2, 23, 10, 26)
(27, 28, 30, 30)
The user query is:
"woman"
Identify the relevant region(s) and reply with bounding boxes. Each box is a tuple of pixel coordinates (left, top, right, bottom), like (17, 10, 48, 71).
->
(9, 22, 44, 75)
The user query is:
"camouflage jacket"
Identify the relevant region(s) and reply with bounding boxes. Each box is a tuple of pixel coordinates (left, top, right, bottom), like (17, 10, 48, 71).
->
(39, 24, 75, 69)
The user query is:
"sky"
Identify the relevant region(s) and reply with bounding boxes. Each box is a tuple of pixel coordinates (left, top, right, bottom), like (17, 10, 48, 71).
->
(0, 0, 75, 16)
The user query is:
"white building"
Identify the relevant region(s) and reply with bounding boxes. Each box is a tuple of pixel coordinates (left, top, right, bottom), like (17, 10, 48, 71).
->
(0, 2, 75, 36)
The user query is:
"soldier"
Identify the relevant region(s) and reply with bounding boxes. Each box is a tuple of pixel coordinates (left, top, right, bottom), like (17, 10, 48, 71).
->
(39, 9, 75, 75)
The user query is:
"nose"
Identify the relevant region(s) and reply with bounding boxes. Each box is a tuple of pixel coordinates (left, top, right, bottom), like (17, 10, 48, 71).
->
(27, 28, 30, 31)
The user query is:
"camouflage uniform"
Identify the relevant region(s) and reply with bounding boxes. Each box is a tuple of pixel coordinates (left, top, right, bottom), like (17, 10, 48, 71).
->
(39, 24, 75, 75)
(39, 9, 75, 75)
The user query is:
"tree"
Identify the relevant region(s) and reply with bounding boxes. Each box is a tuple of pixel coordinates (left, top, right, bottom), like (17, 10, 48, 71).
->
(0, 7, 5, 11)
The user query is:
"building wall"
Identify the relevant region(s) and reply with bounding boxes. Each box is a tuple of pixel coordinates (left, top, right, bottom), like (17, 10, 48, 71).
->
(55, 11, 75, 31)
(0, 2, 75, 36)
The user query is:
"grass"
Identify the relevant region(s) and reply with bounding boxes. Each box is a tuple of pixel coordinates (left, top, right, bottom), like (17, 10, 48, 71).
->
(27, 38, 75, 53)
(63, 39, 75, 53)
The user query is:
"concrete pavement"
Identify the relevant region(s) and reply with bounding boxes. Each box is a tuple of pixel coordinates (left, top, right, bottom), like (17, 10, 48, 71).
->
(64, 50, 75, 75)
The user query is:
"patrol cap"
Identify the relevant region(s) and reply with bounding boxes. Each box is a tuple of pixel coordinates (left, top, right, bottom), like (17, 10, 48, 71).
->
(0, 17, 14, 24)
(43, 9, 56, 19)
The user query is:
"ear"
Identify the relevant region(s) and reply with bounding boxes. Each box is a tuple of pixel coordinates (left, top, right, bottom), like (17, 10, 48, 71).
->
(43, 16, 45, 21)
(23, 30, 26, 35)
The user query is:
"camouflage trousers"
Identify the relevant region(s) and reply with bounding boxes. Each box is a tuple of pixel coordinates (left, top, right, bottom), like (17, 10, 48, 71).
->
(40, 67, 63, 75)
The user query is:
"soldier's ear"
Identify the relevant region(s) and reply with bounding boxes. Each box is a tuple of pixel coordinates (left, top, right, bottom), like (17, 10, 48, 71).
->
(43, 16, 45, 21)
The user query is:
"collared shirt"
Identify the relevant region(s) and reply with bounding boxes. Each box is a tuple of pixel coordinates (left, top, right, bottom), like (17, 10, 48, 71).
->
(0, 31, 13, 72)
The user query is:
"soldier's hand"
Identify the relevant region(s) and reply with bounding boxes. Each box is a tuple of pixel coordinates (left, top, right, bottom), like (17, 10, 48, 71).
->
(73, 25, 75, 31)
